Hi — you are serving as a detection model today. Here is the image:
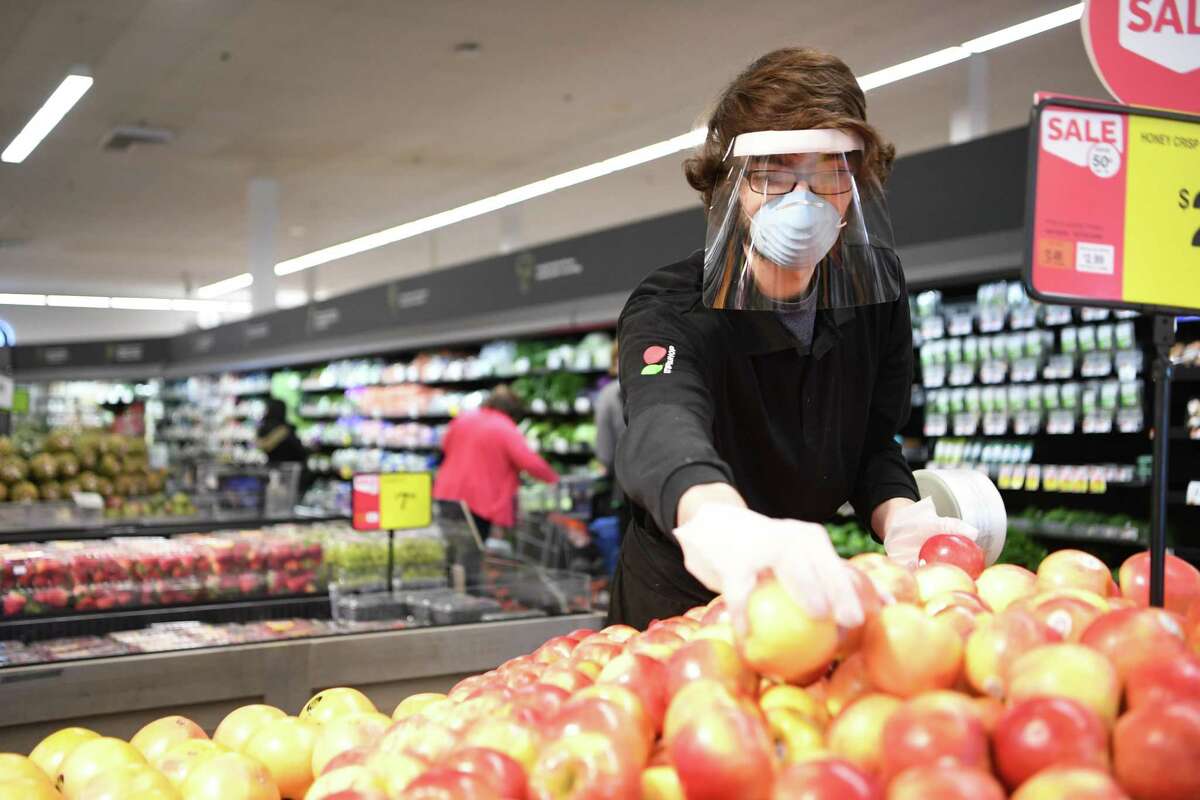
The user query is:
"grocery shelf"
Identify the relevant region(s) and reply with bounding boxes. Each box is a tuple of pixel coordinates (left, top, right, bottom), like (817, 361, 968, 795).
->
(0, 613, 604, 753)
(298, 368, 609, 395)
(0, 511, 347, 543)
(0, 594, 331, 643)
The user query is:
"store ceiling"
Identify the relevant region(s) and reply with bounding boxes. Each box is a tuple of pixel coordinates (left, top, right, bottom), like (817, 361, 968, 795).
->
(0, 0, 1108, 343)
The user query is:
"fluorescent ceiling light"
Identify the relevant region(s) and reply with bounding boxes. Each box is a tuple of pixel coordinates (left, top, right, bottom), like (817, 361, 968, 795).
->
(197, 272, 253, 298)
(0, 292, 249, 314)
(962, 3, 1083, 53)
(47, 294, 110, 309)
(110, 297, 173, 311)
(0, 293, 47, 306)
(857, 47, 972, 92)
(1, 72, 93, 164)
(274, 127, 706, 276)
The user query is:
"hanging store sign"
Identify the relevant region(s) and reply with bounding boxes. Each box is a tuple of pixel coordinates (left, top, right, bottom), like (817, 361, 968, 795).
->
(1025, 94, 1200, 315)
(1083, 0, 1200, 114)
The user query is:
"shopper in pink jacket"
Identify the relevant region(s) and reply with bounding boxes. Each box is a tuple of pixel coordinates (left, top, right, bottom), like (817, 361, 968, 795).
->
(434, 385, 559, 539)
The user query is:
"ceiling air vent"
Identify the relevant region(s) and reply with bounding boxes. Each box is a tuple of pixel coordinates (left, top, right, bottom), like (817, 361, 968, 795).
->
(100, 125, 174, 152)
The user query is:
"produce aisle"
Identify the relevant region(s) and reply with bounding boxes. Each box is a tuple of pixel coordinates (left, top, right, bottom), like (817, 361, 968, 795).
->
(2, 545, 1198, 798)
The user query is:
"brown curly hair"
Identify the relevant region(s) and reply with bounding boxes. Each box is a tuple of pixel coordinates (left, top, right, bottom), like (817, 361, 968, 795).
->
(685, 47, 895, 208)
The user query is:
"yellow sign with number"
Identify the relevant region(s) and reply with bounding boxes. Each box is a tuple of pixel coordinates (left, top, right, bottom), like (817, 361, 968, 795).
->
(1123, 115, 1200, 310)
(378, 472, 433, 530)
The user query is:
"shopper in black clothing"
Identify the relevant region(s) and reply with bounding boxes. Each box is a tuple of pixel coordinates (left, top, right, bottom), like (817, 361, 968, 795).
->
(608, 48, 978, 630)
(256, 399, 314, 494)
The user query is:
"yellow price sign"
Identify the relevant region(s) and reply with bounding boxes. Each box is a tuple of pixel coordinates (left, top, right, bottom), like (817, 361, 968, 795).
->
(351, 472, 433, 531)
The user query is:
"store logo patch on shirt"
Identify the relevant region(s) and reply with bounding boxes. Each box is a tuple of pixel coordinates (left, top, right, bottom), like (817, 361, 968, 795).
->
(641, 344, 675, 375)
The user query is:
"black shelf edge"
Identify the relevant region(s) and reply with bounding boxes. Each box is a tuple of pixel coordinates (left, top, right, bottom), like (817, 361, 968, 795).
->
(1172, 365, 1200, 382)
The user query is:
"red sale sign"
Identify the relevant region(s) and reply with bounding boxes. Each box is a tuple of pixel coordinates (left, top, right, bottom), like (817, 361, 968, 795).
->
(1026, 94, 1200, 315)
(1083, 0, 1200, 114)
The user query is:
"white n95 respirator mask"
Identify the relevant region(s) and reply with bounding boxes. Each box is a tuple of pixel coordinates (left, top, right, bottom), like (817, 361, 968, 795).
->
(749, 188, 845, 270)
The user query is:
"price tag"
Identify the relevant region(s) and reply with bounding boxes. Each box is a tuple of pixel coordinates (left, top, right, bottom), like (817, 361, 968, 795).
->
(1187, 481, 1200, 507)
(1025, 464, 1042, 492)
(351, 472, 433, 531)
(998, 464, 1014, 490)
(1044, 466, 1061, 493)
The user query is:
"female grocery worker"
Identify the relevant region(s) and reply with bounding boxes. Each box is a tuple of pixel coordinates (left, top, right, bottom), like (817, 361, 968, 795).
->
(608, 47, 978, 630)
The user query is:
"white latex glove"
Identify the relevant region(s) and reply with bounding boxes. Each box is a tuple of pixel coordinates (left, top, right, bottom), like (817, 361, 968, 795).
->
(673, 504, 864, 629)
(882, 496, 980, 568)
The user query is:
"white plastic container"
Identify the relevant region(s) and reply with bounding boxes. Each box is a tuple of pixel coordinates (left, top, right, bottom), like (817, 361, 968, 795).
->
(914, 468, 1007, 565)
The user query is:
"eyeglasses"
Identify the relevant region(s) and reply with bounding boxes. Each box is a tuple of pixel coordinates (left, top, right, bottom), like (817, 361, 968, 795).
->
(747, 169, 854, 196)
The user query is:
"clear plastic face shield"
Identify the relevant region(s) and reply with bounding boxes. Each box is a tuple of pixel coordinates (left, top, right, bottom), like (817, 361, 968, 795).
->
(702, 129, 902, 311)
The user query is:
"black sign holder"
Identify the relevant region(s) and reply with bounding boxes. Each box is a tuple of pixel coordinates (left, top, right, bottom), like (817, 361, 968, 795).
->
(1023, 96, 1200, 607)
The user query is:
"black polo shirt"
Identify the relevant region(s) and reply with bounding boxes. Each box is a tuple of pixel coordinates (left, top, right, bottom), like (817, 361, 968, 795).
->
(608, 250, 918, 629)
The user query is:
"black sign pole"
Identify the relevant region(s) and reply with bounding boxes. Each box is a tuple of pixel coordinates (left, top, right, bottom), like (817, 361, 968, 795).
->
(1149, 315, 1175, 607)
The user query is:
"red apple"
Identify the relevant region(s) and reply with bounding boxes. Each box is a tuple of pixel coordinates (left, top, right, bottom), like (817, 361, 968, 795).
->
(992, 696, 1109, 790)
(462, 718, 542, 773)
(1016, 590, 1107, 642)
(1184, 599, 1200, 656)
(759, 684, 829, 729)
(527, 732, 639, 800)
(596, 652, 668, 733)
(863, 603, 962, 697)
(736, 572, 839, 684)
(884, 765, 1005, 800)
(403, 767, 502, 800)
(918, 534, 985, 580)
(443, 747, 528, 800)
(913, 563, 976, 604)
(837, 565, 886, 658)
(849, 553, 919, 604)
(964, 607, 1060, 697)
(976, 564, 1038, 612)
(879, 701, 989, 783)
(1037, 549, 1113, 596)
(538, 664, 593, 694)
(771, 758, 881, 800)
(508, 683, 571, 726)
(924, 591, 991, 641)
(1007, 644, 1121, 725)
(570, 640, 622, 668)
(568, 685, 655, 756)
(665, 638, 757, 700)
(1119, 551, 1200, 615)
(826, 694, 902, 775)
(826, 652, 875, 717)
(565, 628, 597, 643)
(1125, 650, 1200, 709)
(534, 636, 579, 665)
(699, 597, 730, 626)
(668, 702, 775, 800)
(1010, 767, 1131, 800)
(1079, 606, 1186, 682)
(549, 695, 652, 766)
(598, 624, 638, 643)
(1113, 699, 1200, 800)
(662, 679, 748, 742)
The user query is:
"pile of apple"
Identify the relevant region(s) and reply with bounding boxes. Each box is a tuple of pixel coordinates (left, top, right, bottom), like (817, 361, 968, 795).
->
(4, 537, 1200, 800)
